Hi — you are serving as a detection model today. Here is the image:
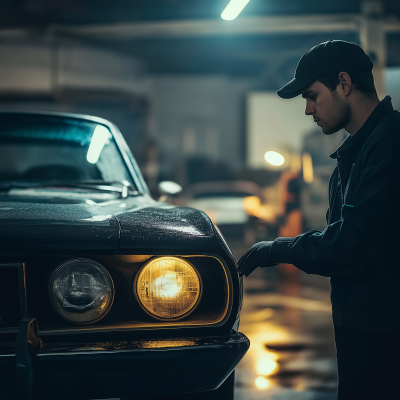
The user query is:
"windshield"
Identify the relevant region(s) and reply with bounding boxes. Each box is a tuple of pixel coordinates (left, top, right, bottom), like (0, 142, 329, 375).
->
(0, 114, 135, 187)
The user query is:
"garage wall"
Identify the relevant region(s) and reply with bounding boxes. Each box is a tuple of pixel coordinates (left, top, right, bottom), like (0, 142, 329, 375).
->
(58, 43, 146, 94)
(246, 93, 316, 169)
(147, 75, 255, 174)
(0, 44, 52, 93)
(0, 40, 147, 95)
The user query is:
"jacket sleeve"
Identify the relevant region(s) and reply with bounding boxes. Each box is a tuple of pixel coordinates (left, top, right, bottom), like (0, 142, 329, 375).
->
(272, 133, 400, 277)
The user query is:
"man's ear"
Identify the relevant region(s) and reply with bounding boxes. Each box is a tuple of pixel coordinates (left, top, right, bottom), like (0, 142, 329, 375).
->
(337, 72, 352, 96)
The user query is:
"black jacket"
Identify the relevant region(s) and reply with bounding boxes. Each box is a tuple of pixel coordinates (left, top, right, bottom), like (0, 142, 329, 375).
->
(272, 96, 400, 332)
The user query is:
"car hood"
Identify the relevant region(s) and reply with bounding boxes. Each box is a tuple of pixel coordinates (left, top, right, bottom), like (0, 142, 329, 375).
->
(0, 194, 226, 255)
(0, 195, 120, 251)
(114, 201, 221, 254)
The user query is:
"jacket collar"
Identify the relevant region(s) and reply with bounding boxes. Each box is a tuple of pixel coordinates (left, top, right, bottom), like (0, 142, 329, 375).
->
(330, 96, 394, 160)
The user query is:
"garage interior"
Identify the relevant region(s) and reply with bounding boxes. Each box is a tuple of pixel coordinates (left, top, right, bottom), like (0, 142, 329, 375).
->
(0, 1, 399, 398)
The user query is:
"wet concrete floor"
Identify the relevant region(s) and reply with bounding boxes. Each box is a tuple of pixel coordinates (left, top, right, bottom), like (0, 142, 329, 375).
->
(231, 241, 338, 400)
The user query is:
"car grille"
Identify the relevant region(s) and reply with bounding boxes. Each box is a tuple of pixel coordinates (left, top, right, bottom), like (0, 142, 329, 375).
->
(0, 264, 26, 328)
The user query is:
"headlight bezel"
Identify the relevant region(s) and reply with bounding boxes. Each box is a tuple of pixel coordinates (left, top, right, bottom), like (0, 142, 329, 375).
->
(48, 258, 115, 325)
(134, 256, 203, 321)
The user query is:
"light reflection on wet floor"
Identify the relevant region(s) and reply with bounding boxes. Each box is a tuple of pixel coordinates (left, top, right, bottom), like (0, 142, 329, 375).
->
(231, 242, 338, 400)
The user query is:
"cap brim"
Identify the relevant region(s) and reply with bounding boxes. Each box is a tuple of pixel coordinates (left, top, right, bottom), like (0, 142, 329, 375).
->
(277, 76, 317, 99)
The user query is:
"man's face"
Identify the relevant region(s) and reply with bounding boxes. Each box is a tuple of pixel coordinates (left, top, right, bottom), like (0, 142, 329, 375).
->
(301, 80, 351, 135)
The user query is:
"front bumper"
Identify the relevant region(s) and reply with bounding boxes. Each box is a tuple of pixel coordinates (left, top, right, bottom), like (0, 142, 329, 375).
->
(0, 328, 249, 399)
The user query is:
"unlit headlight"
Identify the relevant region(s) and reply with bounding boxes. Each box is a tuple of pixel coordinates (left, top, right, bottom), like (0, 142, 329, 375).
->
(48, 258, 114, 324)
(135, 257, 201, 320)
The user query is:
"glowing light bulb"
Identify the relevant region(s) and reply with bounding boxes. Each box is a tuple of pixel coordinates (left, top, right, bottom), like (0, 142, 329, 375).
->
(154, 273, 181, 297)
(255, 358, 278, 375)
(264, 151, 285, 166)
(255, 376, 270, 389)
(221, 0, 251, 21)
(136, 257, 201, 319)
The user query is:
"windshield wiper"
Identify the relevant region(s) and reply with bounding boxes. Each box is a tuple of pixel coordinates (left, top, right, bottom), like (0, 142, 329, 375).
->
(0, 180, 139, 198)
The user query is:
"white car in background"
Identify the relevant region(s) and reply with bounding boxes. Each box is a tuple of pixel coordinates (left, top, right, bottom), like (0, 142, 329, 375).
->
(180, 181, 269, 245)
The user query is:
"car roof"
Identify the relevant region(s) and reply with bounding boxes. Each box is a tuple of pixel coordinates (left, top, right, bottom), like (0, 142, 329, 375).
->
(0, 109, 115, 127)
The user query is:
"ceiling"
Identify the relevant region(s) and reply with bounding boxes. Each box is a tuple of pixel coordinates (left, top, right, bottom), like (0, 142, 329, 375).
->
(0, 0, 399, 88)
(1, 0, 400, 26)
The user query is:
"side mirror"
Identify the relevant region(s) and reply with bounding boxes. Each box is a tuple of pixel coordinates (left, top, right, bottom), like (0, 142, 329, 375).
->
(158, 181, 182, 202)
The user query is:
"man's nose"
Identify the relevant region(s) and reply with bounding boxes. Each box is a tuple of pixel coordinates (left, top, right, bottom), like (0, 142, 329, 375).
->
(305, 101, 315, 116)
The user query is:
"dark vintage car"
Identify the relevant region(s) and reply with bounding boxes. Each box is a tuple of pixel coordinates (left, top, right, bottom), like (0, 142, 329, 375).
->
(0, 111, 249, 400)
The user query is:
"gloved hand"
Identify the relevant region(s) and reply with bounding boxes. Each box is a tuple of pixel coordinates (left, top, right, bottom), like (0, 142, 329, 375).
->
(237, 241, 278, 277)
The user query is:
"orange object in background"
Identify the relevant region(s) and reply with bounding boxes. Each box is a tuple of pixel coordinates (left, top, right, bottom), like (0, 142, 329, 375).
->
(279, 209, 302, 279)
(242, 196, 276, 223)
(279, 209, 302, 238)
(278, 171, 303, 280)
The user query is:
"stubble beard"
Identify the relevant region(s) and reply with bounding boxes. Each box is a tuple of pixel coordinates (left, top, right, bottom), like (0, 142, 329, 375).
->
(321, 91, 352, 135)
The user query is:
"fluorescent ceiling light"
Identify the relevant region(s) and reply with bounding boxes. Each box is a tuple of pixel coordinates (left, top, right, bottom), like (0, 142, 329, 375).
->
(221, 0, 251, 21)
(264, 151, 285, 166)
(86, 125, 110, 164)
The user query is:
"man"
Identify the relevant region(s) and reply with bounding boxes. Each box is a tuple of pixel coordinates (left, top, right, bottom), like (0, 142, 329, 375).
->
(238, 39, 400, 399)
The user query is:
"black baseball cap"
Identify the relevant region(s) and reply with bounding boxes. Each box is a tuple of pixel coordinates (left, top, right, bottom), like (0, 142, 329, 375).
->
(277, 40, 373, 99)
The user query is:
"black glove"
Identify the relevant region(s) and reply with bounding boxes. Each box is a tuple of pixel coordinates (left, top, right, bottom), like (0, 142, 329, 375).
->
(238, 241, 278, 277)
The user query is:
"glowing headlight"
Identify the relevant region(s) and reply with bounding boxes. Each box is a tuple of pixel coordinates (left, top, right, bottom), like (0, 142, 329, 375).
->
(48, 258, 114, 324)
(136, 257, 201, 320)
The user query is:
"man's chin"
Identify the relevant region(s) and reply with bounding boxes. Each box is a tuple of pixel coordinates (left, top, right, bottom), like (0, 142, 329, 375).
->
(321, 125, 342, 135)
